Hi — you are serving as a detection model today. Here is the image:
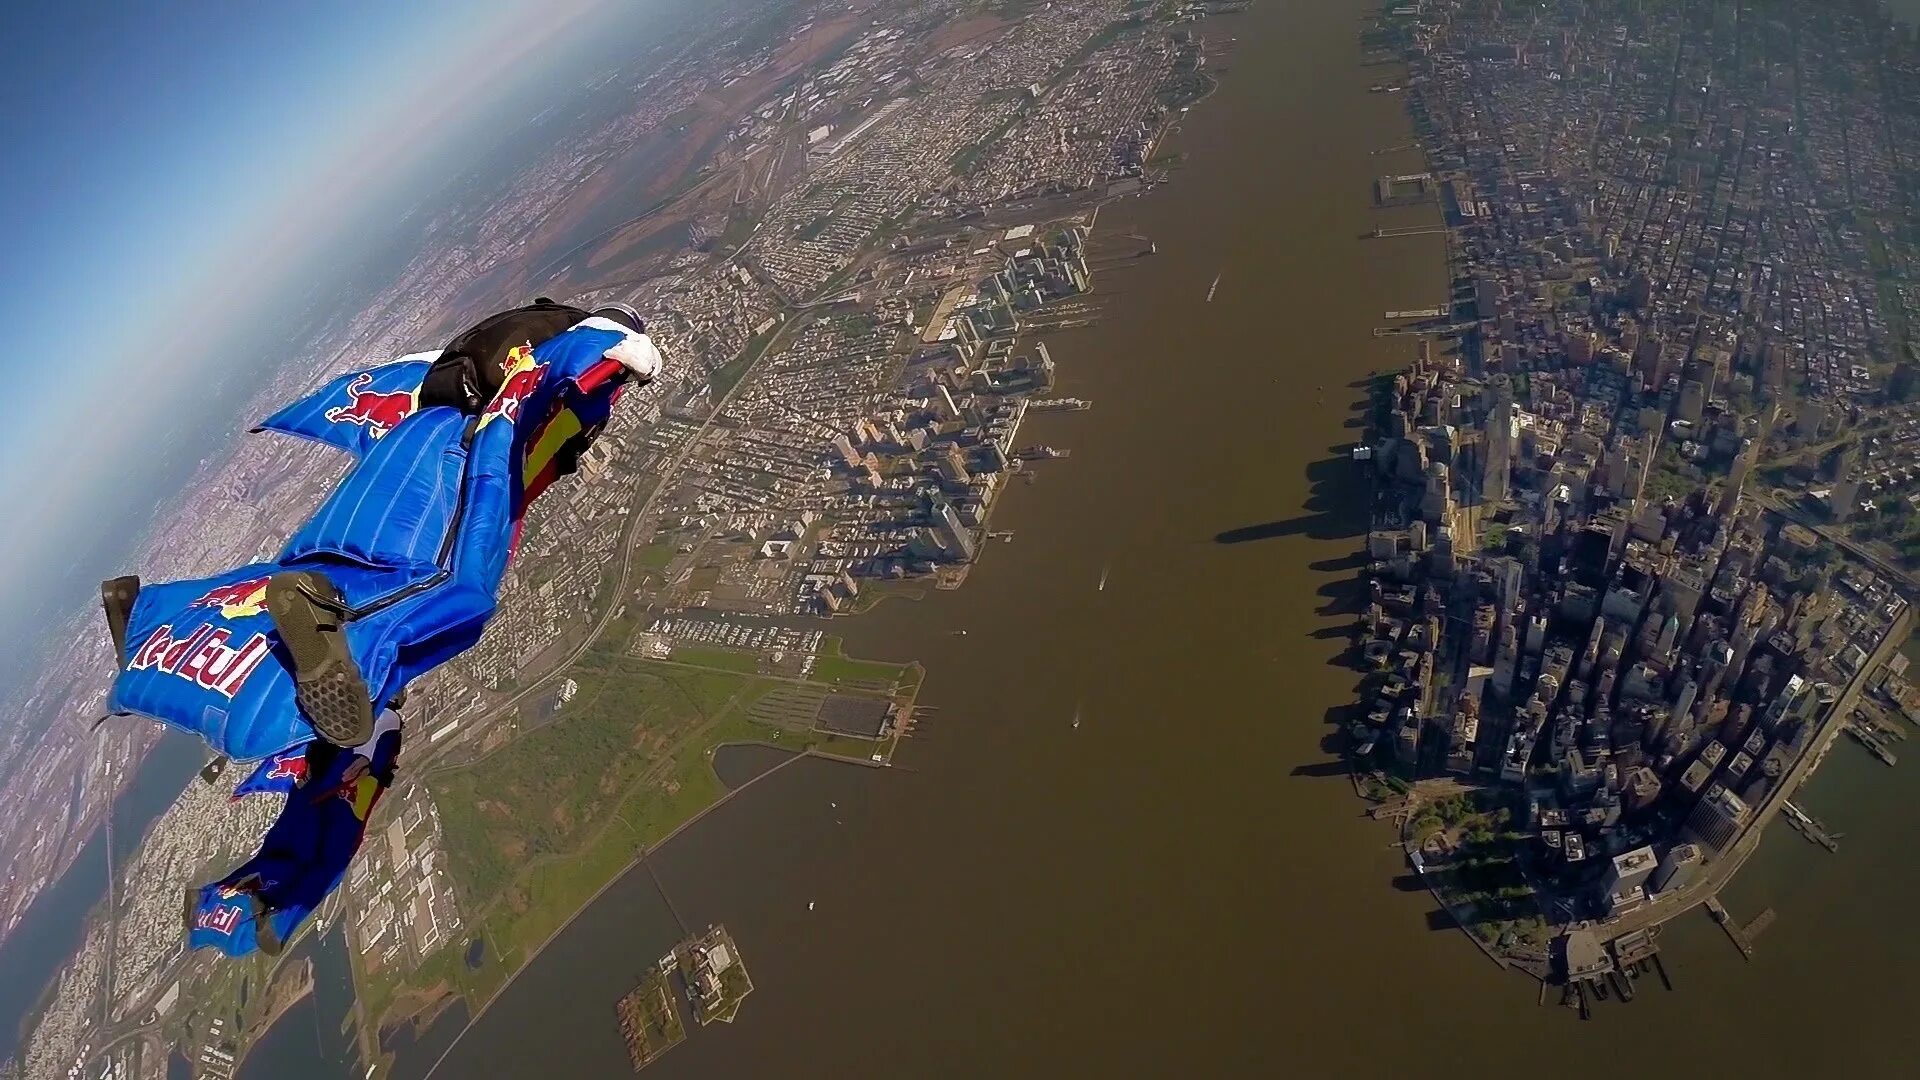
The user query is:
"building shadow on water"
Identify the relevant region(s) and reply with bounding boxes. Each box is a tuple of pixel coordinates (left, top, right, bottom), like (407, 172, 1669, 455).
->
(1309, 552, 1368, 573)
(1212, 453, 1369, 546)
(1290, 716, 1359, 782)
(1314, 576, 1366, 620)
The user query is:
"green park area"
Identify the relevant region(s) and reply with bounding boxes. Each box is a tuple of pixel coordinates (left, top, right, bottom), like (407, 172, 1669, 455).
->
(1406, 790, 1547, 953)
(361, 639, 917, 1030)
(637, 537, 680, 572)
(668, 644, 764, 674)
(810, 636, 918, 691)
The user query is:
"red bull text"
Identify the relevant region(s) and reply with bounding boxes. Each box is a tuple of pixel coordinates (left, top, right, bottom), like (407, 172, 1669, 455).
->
(195, 901, 244, 936)
(129, 625, 272, 698)
(324, 373, 417, 434)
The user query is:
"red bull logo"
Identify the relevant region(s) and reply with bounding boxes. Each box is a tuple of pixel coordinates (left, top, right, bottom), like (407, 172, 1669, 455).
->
(264, 753, 306, 784)
(195, 900, 244, 936)
(325, 372, 418, 436)
(129, 624, 273, 698)
(481, 346, 548, 427)
(190, 577, 270, 619)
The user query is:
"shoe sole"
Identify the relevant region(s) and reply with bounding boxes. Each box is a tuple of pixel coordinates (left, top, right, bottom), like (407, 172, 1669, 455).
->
(252, 894, 283, 956)
(100, 576, 140, 668)
(266, 571, 374, 747)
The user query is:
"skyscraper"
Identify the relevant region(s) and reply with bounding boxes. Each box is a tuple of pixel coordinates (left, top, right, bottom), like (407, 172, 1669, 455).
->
(1651, 843, 1704, 893)
(1683, 783, 1751, 853)
(1601, 845, 1658, 912)
(832, 433, 861, 470)
(933, 497, 975, 562)
(1483, 391, 1512, 505)
(1718, 450, 1750, 522)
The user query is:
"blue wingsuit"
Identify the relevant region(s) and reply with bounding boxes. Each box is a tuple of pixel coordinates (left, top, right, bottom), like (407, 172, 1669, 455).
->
(107, 320, 642, 762)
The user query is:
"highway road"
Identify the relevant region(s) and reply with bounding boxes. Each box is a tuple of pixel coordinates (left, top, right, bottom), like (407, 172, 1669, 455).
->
(1596, 600, 1912, 948)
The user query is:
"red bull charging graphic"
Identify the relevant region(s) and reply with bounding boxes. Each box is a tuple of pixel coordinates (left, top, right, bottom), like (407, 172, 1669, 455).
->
(189, 576, 270, 619)
(324, 372, 418, 435)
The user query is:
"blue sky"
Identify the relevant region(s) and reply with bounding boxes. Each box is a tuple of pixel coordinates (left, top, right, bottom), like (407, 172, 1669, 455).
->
(0, 0, 611, 638)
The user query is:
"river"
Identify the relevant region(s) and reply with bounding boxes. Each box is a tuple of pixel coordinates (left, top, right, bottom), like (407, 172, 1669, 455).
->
(0, 731, 202, 1062)
(234, 925, 364, 1080)
(375, 1, 1920, 1076)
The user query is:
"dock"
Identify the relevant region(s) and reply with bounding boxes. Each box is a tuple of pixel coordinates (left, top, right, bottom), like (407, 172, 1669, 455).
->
(1705, 896, 1754, 960)
(1373, 323, 1464, 337)
(1367, 225, 1448, 239)
(1781, 799, 1840, 851)
(1385, 308, 1447, 320)
(1845, 720, 1898, 766)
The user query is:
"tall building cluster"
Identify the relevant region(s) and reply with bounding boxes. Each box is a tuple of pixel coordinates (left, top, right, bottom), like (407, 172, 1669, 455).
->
(1355, 352, 1908, 921)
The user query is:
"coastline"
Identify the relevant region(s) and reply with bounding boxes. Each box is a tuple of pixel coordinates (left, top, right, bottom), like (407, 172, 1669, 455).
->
(1338, 0, 1920, 1001)
(377, 205, 1131, 1071)
(371, 12, 1246, 1076)
(399, 743, 828, 1079)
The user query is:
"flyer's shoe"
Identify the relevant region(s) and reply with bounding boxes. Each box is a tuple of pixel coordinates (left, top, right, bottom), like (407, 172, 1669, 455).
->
(251, 893, 284, 956)
(265, 571, 373, 747)
(100, 575, 141, 666)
